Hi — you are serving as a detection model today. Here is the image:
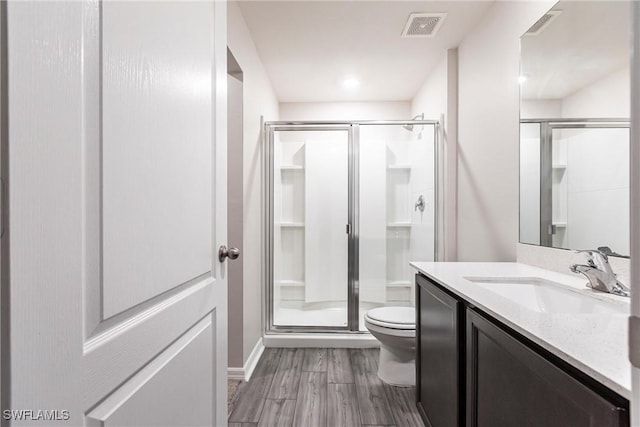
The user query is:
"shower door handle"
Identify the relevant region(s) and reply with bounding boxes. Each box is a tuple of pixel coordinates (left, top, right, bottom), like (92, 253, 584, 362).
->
(218, 245, 240, 262)
(346, 224, 351, 235)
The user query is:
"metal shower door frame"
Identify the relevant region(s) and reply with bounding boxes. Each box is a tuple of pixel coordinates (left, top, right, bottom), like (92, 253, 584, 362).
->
(263, 120, 439, 334)
(520, 118, 630, 247)
(264, 123, 355, 333)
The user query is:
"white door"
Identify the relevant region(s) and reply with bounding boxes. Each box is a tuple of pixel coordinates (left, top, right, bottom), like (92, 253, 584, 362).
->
(5, 1, 228, 426)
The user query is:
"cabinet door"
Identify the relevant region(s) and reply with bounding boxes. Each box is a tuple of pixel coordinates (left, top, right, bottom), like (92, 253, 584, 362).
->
(416, 274, 463, 427)
(467, 309, 628, 427)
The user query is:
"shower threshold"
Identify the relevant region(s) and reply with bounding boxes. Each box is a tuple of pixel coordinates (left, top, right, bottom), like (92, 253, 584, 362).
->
(262, 332, 379, 349)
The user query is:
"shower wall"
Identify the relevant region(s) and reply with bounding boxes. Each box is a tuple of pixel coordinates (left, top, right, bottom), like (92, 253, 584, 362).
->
(359, 124, 435, 307)
(278, 101, 420, 313)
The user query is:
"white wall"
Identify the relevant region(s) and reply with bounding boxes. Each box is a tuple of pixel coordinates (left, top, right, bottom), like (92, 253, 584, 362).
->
(279, 101, 409, 121)
(457, 0, 557, 261)
(563, 67, 630, 118)
(227, 1, 279, 368)
(227, 71, 243, 368)
(412, 55, 448, 122)
(521, 99, 562, 119)
(521, 67, 629, 119)
(410, 49, 458, 261)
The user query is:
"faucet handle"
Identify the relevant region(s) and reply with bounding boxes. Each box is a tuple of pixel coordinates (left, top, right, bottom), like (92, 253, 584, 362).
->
(573, 249, 610, 268)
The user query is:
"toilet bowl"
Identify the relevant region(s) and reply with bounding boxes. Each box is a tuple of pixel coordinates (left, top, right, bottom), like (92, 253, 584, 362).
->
(364, 306, 416, 387)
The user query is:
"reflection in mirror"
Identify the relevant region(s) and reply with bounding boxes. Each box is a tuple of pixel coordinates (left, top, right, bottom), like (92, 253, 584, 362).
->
(519, 0, 630, 257)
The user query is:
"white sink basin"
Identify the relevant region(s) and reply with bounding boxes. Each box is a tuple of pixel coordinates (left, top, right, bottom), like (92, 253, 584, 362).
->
(463, 276, 628, 314)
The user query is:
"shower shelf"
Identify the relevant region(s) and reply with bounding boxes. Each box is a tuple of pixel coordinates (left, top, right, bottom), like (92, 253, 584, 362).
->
(387, 222, 412, 228)
(387, 280, 412, 287)
(278, 280, 304, 287)
(279, 222, 304, 228)
(387, 164, 411, 170)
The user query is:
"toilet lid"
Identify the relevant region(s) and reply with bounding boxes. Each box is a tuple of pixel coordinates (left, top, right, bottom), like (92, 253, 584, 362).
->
(365, 307, 415, 330)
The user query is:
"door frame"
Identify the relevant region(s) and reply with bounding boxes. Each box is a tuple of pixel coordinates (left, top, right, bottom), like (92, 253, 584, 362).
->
(264, 123, 355, 332)
(263, 120, 439, 334)
(0, 0, 7, 419)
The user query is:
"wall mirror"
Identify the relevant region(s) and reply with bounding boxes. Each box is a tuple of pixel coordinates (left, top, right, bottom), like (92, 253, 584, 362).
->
(519, 0, 630, 257)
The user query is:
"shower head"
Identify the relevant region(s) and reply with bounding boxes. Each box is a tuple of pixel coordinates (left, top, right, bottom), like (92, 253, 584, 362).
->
(403, 113, 424, 131)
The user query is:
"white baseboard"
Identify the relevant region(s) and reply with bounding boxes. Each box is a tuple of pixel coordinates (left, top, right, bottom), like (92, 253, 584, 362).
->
(243, 338, 265, 381)
(227, 367, 245, 381)
(227, 338, 265, 382)
(263, 333, 379, 348)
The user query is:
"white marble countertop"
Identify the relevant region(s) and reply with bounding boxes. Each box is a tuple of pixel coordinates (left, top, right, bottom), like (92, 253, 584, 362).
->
(410, 261, 631, 399)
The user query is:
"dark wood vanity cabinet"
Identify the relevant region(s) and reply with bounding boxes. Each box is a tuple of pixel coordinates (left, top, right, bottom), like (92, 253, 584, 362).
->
(466, 309, 628, 427)
(415, 274, 464, 427)
(416, 273, 629, 427)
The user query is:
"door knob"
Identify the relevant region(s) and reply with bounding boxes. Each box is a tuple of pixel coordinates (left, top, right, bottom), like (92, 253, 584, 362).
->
(414, 195, 425, 212)
(218, 245, 240, 262)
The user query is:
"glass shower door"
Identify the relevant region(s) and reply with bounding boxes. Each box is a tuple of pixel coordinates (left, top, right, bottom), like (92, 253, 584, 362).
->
(270, 126, 352, 329)
(358, 123, 436, 331)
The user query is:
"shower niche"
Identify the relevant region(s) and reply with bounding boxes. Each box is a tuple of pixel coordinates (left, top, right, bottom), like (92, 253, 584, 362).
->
(267, 121, 437, 332)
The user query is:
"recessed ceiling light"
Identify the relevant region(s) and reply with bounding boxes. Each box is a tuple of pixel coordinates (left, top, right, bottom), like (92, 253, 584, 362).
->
(518, 75, 528, 84)
(342, 77, 360, 89)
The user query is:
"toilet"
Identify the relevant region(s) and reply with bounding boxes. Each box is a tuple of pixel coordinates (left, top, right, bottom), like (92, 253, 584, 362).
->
(364, 306, 416, 387)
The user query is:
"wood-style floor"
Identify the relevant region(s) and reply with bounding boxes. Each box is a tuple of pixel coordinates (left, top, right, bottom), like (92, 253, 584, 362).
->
(228, 348, 424, 427)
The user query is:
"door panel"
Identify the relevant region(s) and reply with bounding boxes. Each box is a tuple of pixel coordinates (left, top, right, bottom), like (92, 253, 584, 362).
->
(101, 1, 213, 319)
(304, 138, 348, 304)
(82, 279, 214, 408)
(416, 275, 462, 427)
(86, 316, 214, 427)
(6, 1, 227, 426)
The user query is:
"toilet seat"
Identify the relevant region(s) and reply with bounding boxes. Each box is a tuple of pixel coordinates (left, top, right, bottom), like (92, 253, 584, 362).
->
(364, 307, 415, 330)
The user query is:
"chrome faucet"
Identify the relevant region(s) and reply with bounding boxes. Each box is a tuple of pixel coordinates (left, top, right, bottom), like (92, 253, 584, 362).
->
(569, 249, 630, 297)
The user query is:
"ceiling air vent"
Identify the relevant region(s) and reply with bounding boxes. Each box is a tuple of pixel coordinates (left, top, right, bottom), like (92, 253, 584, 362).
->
(525, 10, 561, 36)
(401, 13, 447, 38)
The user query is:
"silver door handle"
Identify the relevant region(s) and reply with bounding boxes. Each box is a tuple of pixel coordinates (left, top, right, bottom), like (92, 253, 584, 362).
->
(218, 245, 240, 262)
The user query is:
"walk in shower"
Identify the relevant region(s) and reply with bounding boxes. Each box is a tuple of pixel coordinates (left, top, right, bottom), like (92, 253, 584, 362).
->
(264, 119, 439, 333)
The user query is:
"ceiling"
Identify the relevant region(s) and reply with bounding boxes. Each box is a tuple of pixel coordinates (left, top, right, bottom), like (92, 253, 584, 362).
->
(236, 1, 494, 103)
(520, 0, 630, 101)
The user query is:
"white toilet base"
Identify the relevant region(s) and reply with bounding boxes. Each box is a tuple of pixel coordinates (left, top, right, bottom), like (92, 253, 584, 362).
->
(377, 342, 415, 387)
(364, 307, 416, 387)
